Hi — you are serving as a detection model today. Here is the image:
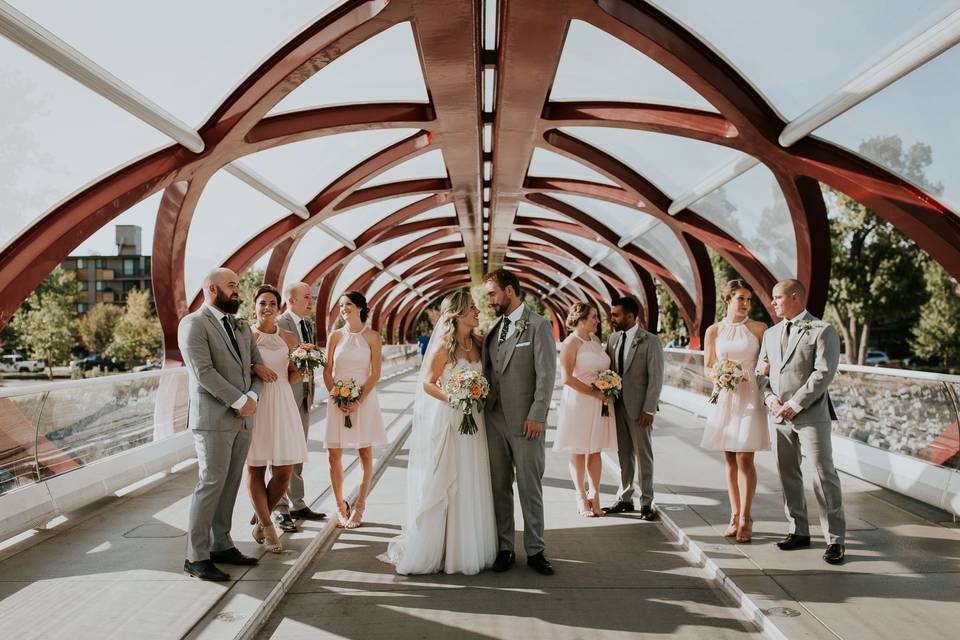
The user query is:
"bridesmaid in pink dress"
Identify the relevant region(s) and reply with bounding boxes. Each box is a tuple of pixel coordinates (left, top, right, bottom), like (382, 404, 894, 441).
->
(323, 291, 387, 529)
(554, 303, 618, 517)
(701, 279, 770, 543)
(247, 285, 308, 553)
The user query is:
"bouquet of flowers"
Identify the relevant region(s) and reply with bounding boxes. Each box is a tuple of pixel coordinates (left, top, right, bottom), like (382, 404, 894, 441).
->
(290, 344, 326, 374)
(443, 367, 490, 435)
(709, 359, 744, 404)
(592, 369, 622, 416)
(331, 378, 362, 428)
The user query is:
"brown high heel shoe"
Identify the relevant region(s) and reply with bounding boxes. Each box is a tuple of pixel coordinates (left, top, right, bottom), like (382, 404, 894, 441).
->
(723, 514, 739, 538)
(736, 517, 753, 543)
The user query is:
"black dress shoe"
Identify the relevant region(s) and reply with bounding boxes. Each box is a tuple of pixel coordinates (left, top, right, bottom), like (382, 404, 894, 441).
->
(823, 543, 845, 564)
(491, 550, 515, 572)
(274, 513, 299, 533)
(209, 547, 259, 565)
(526, 552, 555, 575)
(184, 559, 230, 581)
(639, 505, 658, 521)
(290, 507, 327, 521)
(601, 501, 636, 514)
(776, 534, 812, 550)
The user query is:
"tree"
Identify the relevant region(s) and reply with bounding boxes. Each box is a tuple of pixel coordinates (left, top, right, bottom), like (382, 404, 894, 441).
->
(237, 269, 265, 324)
(105, 289, 162, 367)
(825, 136, 939, 365)
(708, 249, 770, 324)
(657, 282, 685, 346)
(910, 260, 960, 369)
(10, 267, 78, 378)
(77, 303, 123, 353)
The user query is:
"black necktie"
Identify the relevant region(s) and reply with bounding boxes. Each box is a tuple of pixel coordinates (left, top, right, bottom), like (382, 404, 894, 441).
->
(780, 321, 793, 357)
(299, 319, 310, 343)
(617, 333, 626, 374)
(498, 317, 511, 344)
(222, 317, 242, 359)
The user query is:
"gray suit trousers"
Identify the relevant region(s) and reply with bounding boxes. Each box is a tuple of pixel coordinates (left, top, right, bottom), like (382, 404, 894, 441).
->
(614, 405, 654, 506)
(776, 421, 845, 544)
(186, 427, 252, 561)
(485, 403, 545, 556)
(277, 395, 311, 514)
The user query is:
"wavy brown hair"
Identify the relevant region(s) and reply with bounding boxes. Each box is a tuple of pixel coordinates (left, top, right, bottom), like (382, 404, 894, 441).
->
(436, 290, 481, 364)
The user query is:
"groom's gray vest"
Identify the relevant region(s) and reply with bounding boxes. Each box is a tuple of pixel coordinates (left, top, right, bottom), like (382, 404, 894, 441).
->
(484, 307, 556, 429)
(757, 311, 840, 425)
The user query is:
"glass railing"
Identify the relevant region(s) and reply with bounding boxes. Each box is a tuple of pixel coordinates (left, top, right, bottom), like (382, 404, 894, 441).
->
(663, 349, 960, 471)
(0, 344, 420, 496)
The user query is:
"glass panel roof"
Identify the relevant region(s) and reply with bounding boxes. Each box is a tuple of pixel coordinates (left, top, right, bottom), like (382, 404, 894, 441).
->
(690, 163, 797, 281)
(363, 229, 438, 262)
(333, 254, 377, 296)
(627, 222, 696, 296)
(648, 0, 958, 120)
(531, 228, 606, 263)
(269, 21, 428, 114)
(362, 149, 448, 188)
(185, 170, 291, 298)
(407, 202, 457, 223)
(813, 43, 960, 214)
(558, 127, 748, 199)
(550, 19, 717, 111)
(0, 36, 168, 252)
(527, 148, 617, 186)
(548, 193, 659, 237)
(323, 195, 426, 240)
(517, 202, 569, 222)
(10, 0, 342, 126)
(240, 128, 418, 203)
(73, 191, 163, 256)
(282, 226, 341, 294)
(600, 250, 643, 296)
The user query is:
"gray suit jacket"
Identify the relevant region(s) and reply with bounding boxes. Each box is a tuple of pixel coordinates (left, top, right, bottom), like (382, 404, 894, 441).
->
(757, 311, 840, 425)
(277, 311, 315, 409)
(178, 306, 264, 432)
(606, 327, 664, 421)
(483, 306, 557, 428)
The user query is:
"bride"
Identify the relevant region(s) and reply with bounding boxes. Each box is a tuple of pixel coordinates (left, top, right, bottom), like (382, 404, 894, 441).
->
(379, 290, 497, 575)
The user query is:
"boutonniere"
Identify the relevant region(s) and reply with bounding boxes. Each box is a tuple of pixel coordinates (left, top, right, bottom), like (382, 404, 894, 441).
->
(228, 316, 247, 332)
(515, 318, 530, 337)
(793, 320, 813, 333)
(631, 332, 646, 348)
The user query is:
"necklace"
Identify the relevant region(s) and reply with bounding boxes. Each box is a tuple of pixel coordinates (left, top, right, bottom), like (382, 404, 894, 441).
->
(458, 338, 474, 353)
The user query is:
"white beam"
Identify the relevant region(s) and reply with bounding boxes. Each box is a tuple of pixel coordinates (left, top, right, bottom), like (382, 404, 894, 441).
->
(667, 156, 759, 215)
(589, 247, 613, 267)
(0, 1, 204, 152)
(618, 219, 660, 247)
(780, 8, 960, 147)
(225, 162, 309, 220)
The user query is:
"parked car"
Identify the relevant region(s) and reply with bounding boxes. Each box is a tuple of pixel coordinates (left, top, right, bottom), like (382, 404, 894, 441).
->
(864, 351, 890, 365)
(0, 353, 46, 373)
(132, 360, 161, 372)
(70, 353, 122, 372)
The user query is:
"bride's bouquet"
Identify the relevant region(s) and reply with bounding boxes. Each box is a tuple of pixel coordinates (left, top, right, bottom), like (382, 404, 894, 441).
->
(709, 358, 744, 404)
(592, 369, 622, 416)
(331, 378, 362, 428)
(290, 344, 326, 374)
(443, 367, 489, 435)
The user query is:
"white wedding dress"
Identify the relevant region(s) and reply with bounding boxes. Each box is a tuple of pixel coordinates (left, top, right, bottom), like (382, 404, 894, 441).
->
(379, 358, 497, 575)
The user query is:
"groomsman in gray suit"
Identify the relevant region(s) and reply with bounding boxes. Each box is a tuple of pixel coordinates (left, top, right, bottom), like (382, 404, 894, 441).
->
(482, 269, 557, 575)
(602, 296, 663, 520)
(273, 282, 326, 532)
(180, 268, 266, 581)
(757, 279, 846, 564)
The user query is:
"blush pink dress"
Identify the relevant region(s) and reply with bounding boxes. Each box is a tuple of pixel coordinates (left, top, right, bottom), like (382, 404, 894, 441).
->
(325, 329, 388, 449)
(247, 329, 308, 466)
(553, 334, 618, 454)
(700, 321, 771, 452)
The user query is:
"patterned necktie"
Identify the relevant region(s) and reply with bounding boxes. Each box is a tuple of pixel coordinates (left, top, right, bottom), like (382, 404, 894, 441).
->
(221, 317, 242, 359)
(498, 317, 511, 344)
(617, 332, 626, 374)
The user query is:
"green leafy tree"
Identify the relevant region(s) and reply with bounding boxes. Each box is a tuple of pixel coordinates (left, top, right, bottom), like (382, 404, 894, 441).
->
(657, 282, 685, 346)
(10, 267, 77, 378)
(237, 269, 265, 324)
(105, 289, 162, 367)
(910, 261, 960, 368)
(77, 303, 123, 353)
(825, 136, 938, 365)
(709, 249, 770, 324)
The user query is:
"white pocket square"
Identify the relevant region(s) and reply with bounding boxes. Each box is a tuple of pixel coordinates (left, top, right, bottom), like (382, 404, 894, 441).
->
(515, 341, 531, 347)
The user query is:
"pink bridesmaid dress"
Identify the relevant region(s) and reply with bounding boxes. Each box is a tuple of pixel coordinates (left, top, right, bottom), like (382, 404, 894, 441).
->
(325, 329, 388, 449)
(553, 334, 618, 453)
(247, 329, 308, 466)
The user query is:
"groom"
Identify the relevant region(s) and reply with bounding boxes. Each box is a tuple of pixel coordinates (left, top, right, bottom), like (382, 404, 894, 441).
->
(482, 269, 557, 575)
(757, 279, 846, 564)
(180, 268, 264, 581)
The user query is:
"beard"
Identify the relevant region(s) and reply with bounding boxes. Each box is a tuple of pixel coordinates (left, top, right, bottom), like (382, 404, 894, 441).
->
(492, 300, 507, 316)
(214, 288, 241, 315)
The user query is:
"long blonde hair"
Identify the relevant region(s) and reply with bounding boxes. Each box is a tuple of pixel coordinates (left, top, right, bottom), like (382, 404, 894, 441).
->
(436, 290, 481, 364)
